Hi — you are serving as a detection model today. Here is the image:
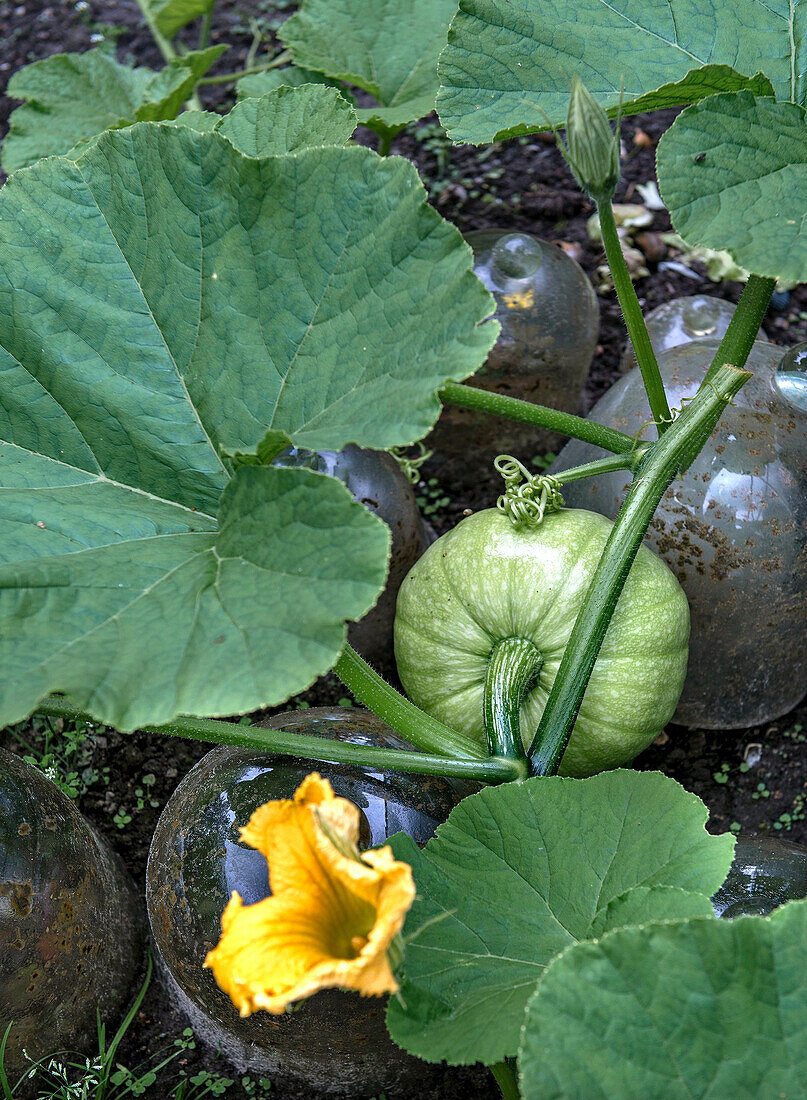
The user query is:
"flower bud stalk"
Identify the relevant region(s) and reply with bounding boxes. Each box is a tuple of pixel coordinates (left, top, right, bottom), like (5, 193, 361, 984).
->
(563, 76, 621, 203)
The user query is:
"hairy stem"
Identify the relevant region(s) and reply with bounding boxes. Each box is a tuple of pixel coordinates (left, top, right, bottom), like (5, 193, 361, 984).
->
(35, 696, 519, 783)
(553, 445, 650, 485)
(245, 24, 262, 71)
(703, 273, 776, 387)
(197, 50, 293, 85)
(334, 644, 485, 761)
(527, 362, 750, 776)
(439, 382, 636, 455)
(597, 200, 671, 433)
(134, 0, 176, 62)
(483, 638, 541, 762)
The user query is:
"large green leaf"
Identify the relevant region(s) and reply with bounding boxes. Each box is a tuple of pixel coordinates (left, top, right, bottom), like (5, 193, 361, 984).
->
(0, 465, 387, 731)
(3, 50, 149, 172)
(236, 66, 346, 103)
(437, 0, 806, 143)
(386, 771, 733, 1066)
(147, 0, 215, 39)
(2, 47, 224, 172)
(279, 0, 458, 130)
(612, 66, 774, 117)
(134, 47, 227, 121)
(657, 91, 807, 284)
(217, 85, 356, 156)
(520, 899, 807, 1099)
(0, 123, 494, 730)
(172, 109, 221, 132)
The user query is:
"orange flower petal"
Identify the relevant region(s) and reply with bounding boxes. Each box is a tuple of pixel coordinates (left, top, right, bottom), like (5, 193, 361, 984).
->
(239, 774, 361, 896)
(204, 775, 416, 1016)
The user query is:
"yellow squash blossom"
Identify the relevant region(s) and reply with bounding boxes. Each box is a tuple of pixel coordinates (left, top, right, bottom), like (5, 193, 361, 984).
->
(204, 773, 415, 1016)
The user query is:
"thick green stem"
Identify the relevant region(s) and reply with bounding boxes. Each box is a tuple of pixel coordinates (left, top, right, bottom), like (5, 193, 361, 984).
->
(35, 696, 519, 784)
(703, 274, 775, 387)
(334, 644, 485, 761)
(377, 131, 394, 156)
(134, 0, 176, 62)
(490, 1061, 521, 1100)
(198, 8, 212, 50)
(553, 446, 650, 485)
(527, 362, 750, 776)
(483, 638, 541, 762)
(439, 382, 636, 455)
(198, 50, 293, 85)
(597, 200, 671, 433)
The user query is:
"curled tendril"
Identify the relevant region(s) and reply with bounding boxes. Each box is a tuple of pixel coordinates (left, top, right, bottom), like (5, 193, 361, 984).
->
(494, 455, 565, 529)
(631, 379, 737, 447)
(389, 443, 432, 485)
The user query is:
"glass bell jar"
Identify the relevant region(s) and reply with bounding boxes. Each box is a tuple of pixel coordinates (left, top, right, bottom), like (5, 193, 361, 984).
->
(273, 444, 429, 670)
(146, 707, 469, 1097)
(712, 836, 807, 918)
(0, 748, 144, 1083)
(427, 230, 599, 489)
(620, 294, 769, 372)
(553, 339, 807, 729)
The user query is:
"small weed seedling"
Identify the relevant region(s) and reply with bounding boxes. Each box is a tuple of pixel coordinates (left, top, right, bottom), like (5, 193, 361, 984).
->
(5, 716, 108, 801)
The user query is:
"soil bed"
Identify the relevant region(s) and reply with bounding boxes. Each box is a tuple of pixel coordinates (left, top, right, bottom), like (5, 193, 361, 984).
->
(1, 2, 806, 1097)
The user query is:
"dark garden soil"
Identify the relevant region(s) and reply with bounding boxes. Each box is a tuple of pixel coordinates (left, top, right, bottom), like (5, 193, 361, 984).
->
(1, 2, 807, 1098)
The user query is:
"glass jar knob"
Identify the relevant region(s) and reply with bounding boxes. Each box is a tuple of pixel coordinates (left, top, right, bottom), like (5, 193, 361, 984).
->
(680, 294, 727, 338)
(489, 232, 544, 282)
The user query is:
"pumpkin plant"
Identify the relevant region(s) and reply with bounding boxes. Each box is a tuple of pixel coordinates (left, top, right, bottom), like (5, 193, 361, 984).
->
(1, 0, 459, 170)
(0, 0, 238, 173)
(236, 0, 460, 154)
(2, 0, 807, 1094)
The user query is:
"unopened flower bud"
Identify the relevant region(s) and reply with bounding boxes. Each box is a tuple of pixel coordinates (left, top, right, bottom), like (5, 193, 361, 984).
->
(563, 77, 620, 203)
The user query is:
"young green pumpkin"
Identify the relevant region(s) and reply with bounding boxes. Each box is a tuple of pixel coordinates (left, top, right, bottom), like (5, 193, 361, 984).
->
(394, 509, 689, 777)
